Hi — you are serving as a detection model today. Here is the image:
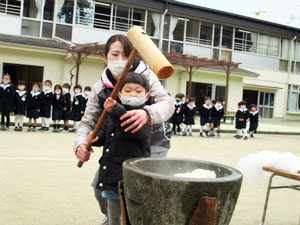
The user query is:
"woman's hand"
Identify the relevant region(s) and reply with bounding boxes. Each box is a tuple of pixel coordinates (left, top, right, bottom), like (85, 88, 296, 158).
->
(76, 144, 94, 162)
(87, 131, 98, 145)
(104, 97, 116, 113)
(120, 109, 149, 133)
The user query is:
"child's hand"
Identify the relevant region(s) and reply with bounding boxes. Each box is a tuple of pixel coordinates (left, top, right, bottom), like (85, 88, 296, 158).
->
(80, 111, 84, 115)
(63, 107, 67, 111)
(104, 97, 116, 113)
(86, 131, 98, 145)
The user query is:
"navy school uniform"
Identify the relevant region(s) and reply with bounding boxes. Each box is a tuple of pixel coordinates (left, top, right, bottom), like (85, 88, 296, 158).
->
(0, 83, 14, 114)
(211, 105, 224, 127)
(40, 90, 53, 118)
(249, 111, 260, 132)
(235, 108, 249, 129)
(62, 92, 71, 120)
(71, 93, 85, 122)
(171, 102, 184, 125)
(26, 91, 41, 119)
(184, 104, 196, 125)
(199, 104, 212, 125)
(52, 93, 65, 120)
(14, 90, 27, 115)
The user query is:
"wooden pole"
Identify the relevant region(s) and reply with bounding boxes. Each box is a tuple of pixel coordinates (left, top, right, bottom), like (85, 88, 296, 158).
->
(75, 52, 81, 85)
(188, 66, 193, 98)
(77, 48, 138, 168)
(224, 64, 230, 115)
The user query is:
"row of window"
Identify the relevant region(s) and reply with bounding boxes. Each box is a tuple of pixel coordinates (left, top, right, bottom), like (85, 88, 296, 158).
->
(288, 85, 300, 112)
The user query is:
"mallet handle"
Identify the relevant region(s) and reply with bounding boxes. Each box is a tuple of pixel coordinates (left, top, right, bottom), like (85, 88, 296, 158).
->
(77, 48, 138, 168)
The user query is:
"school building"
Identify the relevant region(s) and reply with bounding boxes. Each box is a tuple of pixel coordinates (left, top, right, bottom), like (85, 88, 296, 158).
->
(1, 0, 300, 120)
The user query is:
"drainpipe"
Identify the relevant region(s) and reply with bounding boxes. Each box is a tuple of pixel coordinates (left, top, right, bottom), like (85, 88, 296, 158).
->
(52, 0, 57, 39)
(159, 6, 168, 50)
(284, 35, 297, 119)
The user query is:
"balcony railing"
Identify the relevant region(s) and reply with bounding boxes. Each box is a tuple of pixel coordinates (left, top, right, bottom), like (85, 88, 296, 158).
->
(0, 2, 21, 16)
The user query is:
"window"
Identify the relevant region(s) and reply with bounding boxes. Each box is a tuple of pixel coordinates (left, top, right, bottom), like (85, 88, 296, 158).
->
(94, 1, 111, 30)
(0, 0, 21, 15)
(257, 34, 280, 57)
(213, 24, 221, 47)
(281, 39, 290, 60)
(76, 0, 94, 26)
(170, 42, 183, 54)
(23, 0, 44, 19)
(200, 22, 213, 45)
(186, 19, 199, 43)
(163, 15, 170, 39)
(21, 19, 40, 37)
(258, 92, 275, 118)
(172, 18, 184, 41)
(57, 0, 74, 24)
(43, 0, 54, 21)
(234, 29, 257, 53)
(221, 50, 232, 61)
(146, 11, 161, 38)
(222, 26, 233, 49)
(288, 85, 300, 112)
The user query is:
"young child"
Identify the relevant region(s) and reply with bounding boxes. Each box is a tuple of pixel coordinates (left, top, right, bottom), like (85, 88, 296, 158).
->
(171, 93, 184, 136)
(199, 97, 212, 137)
(0, 73, 14, 131)
(70, 84, 85, 133)
(183, 97, 196, 136)
(249, 104, 260, 138)
(88, 72, 151, 225)
(210, 98, 224, 137)
(14, 80, 27, 131)
(52, 84, 65, 132)
(82, 86, 91, 111)
(27, 82, 41, 132)
(62, 83, 71, 132)
(235, 101, 249, 140)
(39, 80, 53, 132)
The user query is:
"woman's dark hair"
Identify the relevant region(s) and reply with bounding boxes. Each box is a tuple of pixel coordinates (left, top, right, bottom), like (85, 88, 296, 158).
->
(120, 72, 149, 92)
(238, 101, 247, 106)
(17, 80, 26, 86)
(84, 86, 91, 91)
(63, 83, 71, 89)
(54, 84, 62, 92)
(74, 84, 82, 90)
(32, 82, 40, 88)
(105, 35, 133, 57)
(44, 80, 52, 86)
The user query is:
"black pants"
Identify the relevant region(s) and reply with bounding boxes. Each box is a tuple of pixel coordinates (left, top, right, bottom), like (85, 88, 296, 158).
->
(172, 123, 181, 132)
(1, 113, 10, 127)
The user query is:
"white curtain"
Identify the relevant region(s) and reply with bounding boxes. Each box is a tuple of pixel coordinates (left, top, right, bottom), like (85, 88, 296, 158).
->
(281, 39, 290, 60)
(151, 13, 161, 38)
(269, 36, 280, 56)
(258, 34, 269, 55)
(57, 0, 65, 18)
(289, 92, 298, 111)
(35, 0, 46, 19)
(249, 32, 257, 53)
(295, 42, 300, 61)
(169, 16, 178, 40)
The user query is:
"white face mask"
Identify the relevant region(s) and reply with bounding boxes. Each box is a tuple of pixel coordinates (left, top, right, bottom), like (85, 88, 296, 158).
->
(43, 86, 50, 92)
(241, 105, 246, 109)
(216, 103, 222, 107)
(120, 94, 148, 107)
(107, 60, 127, 78)
(62, 88, 69, 94)
(55, 91, 61, 95)
(75, 90, 81, 94)
(84, 91, 91, 96)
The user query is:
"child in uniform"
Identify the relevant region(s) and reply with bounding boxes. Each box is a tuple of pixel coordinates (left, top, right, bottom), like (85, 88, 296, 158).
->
(87, 72, 151, 225)
(14, 80, 27, 131)
(0, 73, 14, 131)
(249, 104, 260, 138)
(199, 97, 212, 137)
(82, 86, 91, 111)
(235, 101, 249, 140)
(62, 83, 71, 132)
(70, 84, 85, 133)
(39, 80, 53, 131)
(52, 84, 65, 132)
(210, 98, 224, 137)
(183, 97, 196, 136)
(27, 82, 41, 132)
(171, 93, 184, 136)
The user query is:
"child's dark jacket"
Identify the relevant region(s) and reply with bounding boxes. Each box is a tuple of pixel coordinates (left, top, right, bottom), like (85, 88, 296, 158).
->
(94, 88, 150, 191)
(0, 83, 14, 114)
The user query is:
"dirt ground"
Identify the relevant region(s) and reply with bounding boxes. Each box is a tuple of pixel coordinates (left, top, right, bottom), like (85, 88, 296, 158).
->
(0, 131, 299, 225)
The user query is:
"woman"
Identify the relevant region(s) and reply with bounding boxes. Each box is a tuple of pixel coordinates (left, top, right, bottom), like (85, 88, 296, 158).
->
(74, 34, 174, 224)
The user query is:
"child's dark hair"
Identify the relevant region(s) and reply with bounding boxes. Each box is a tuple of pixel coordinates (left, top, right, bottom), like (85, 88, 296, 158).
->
(238, 101, 247, 106)
(188, 97, 196, 102)
(211, 99, 216, 104)
(250, 104, 257, 109)
(175, 93, 185, 99)
(17, 80, 26, 86)
(74, 84, 82, 91)
(2, 73, 10, 79)
(32, 82, 40, 88)
(84, 86, 91, 91)
(216, 97, 222, 103)
(44, 80, 52, 86)
(63, 83, 71, 89)
(54, 84, 62, 91)
(120, 72, 149, 92)
(204, 96, 211, 101)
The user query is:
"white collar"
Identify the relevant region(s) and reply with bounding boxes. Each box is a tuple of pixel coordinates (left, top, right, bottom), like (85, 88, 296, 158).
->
(187, 103, 196, 109)
(250, 111, 259, 115)
(43, 90, 52, 94)
(31, 91, 40, 96)
(239, 108, 248, 112)
(63, 90, 69, 95)
(0, 83, 11, 90)
(175, 101, 182, 106)
(82, 94, 89, 99)
(74, 93, 82, 97)
(203, 104, 212, 109)
(215, 105, 223, 111)
(16, 90, 26, 96)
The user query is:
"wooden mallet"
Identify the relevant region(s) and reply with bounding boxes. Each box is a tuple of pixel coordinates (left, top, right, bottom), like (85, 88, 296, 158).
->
(77, 26, 174, 167)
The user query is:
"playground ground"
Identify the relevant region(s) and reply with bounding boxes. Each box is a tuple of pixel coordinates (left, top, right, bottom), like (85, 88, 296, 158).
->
(0, 130, 299, 225)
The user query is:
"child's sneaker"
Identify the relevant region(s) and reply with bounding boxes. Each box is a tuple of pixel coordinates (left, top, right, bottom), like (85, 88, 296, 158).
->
(27, 127, 32, 132)
(14, 127, 18, 131)
(44, 127, 49, 132)
(38, 127, 45, 131)
(205, 131, 209, 136)
(199, 133, 203, 137)
(189, 133, 192, 136)
(210, 131, 215, 137)
(182, 132, 187, 136)
(32, 127, 36, 132)
(235, 135, 242, 139)
(0, 126, 3, 131)
(18, 127, 23, 131)
(217, 131, 220, 137)
(69, 129, 77, 133)
(176, 132, 180, 136)
(250, 134, 254, 138)
(244, 136, 248, 140)
(3, 126, 8, 131)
